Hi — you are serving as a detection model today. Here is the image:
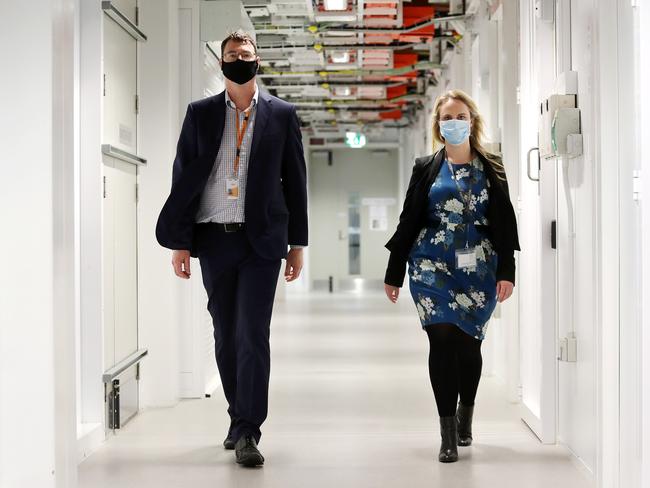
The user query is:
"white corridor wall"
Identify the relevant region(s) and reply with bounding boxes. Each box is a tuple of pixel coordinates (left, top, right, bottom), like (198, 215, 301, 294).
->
(138, 0, 183, 408)
(0, 0, 79, 486)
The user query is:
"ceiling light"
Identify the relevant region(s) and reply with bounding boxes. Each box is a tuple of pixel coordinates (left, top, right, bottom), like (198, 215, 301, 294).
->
(314, 13, 358, 22)
(323, 0, 347, 11)
(324, 30, 358, 36)
(330, 51, 350, 63)
(333, 86, 352, 96)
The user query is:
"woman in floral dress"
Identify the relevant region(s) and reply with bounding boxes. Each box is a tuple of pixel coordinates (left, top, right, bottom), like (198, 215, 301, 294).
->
(383, 90, 520, 463)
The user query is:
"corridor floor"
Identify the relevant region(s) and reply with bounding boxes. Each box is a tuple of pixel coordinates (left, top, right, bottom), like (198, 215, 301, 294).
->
(78, 293, 593, 488)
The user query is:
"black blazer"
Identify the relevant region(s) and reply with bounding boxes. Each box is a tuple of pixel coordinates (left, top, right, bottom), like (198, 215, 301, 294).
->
(156, 90, 308, 260)
(384, 148, 520, 287)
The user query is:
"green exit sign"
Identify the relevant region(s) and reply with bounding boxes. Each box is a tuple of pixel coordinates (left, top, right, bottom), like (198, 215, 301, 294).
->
(345, 131, 367, 148)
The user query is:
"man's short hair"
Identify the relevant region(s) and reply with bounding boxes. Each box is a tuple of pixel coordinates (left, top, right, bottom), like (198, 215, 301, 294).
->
(221, 30, 257, 57)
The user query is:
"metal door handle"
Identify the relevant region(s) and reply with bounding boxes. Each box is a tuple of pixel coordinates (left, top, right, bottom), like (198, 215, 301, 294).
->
(527, 147, 540, 182)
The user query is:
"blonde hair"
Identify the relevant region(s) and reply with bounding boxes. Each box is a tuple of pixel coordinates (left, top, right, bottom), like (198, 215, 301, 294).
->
(432, 89, 506, 180)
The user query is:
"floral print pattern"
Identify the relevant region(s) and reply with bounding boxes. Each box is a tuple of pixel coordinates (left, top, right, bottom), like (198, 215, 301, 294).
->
(408, 157, 498, 340)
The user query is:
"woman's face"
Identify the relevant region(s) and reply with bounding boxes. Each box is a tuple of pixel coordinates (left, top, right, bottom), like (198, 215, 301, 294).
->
(438, 98, 472, 126)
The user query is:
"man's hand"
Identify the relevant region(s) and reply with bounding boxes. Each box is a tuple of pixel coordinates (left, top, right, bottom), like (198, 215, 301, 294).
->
(284, 248, 304, 282)
(384, 284, 400, 303)
(172, 250, 191, 279)
(496, 280, 514, 302)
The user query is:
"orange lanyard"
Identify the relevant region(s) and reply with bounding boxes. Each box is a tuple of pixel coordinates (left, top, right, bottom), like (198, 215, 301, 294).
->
(234, 108, 251, 176)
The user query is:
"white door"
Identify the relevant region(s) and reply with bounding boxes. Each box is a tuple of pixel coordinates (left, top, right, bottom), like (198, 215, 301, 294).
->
(309, 148, 399, 291)
(517, 0, 558, 443)
(103, 6, 138, 153)
(617, 1, 643, 484)
(103, 158, 139, 369)
(102, 0, 143, 429)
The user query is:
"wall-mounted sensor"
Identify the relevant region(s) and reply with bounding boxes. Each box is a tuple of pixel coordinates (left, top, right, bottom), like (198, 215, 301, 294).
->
(538, 94, 581, 159)
(551, 108, 581, 157)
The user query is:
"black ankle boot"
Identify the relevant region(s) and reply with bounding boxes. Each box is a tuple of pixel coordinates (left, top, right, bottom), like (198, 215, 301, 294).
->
(438, 416, 458, 463)
(456, 403, 474, 447)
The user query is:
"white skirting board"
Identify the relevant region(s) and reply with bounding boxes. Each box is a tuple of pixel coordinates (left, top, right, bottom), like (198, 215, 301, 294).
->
(77, 423, 105, 463)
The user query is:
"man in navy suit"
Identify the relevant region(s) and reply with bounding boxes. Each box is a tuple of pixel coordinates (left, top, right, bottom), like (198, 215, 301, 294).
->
(156, 30, 308, 468)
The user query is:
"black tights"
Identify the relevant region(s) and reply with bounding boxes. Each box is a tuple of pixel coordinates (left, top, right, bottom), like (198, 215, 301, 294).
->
(425, 323, 483, 417)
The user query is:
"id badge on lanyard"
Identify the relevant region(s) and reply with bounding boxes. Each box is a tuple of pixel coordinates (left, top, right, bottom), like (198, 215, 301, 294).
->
(456, 246, 477, 270)
(226, 177, 239, 199)
(448, 159, 477, 270)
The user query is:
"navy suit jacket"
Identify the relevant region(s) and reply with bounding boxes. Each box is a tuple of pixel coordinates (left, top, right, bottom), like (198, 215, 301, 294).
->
(156, 90, 308, 260)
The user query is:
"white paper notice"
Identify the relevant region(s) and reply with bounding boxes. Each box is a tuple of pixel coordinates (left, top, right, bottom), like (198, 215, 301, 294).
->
(369, 205, 388, 231)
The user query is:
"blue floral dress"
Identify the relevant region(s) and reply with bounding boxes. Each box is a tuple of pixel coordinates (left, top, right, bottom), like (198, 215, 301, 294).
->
(407, 157, 498, 340)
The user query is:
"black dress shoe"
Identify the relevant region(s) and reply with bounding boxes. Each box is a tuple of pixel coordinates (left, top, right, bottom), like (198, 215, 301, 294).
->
(223, 433, 235, 450)
(235, 435, 265, 467)
(439, 416, 459, 463)
(457, 403, 474, 447)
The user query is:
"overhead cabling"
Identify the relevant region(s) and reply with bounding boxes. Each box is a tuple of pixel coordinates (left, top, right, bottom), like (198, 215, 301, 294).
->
(244, 0, 465, 141)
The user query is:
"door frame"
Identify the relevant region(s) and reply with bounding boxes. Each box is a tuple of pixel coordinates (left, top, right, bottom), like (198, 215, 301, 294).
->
(78, 0, 107, 458)
(516, 0, 558, 445)
(593, 0, 640, 486)
(306, 143, 400, 292)
(640, 3, 650, 487)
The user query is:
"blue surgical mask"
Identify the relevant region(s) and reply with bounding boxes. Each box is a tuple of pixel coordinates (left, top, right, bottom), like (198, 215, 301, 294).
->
(439, 119, 471, 145)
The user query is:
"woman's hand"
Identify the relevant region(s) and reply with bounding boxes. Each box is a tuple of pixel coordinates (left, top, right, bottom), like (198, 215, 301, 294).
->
(385, 284, 400, 303)
(496, 281, 514, 303)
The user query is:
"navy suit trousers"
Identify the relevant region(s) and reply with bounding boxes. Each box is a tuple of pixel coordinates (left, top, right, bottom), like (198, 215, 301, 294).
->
(195, 224, 281, 443)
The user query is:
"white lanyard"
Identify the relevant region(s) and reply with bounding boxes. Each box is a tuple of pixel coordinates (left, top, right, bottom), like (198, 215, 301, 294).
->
(446, 158, 474, 248)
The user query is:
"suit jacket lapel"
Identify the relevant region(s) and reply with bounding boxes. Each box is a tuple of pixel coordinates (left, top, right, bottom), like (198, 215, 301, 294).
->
(248, 93, 272, 172)
(210, 92, 226, 157)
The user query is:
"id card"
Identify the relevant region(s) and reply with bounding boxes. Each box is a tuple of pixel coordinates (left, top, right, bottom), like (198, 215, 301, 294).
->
(456, 247, 477, 269)
(226, 178, 239, 200)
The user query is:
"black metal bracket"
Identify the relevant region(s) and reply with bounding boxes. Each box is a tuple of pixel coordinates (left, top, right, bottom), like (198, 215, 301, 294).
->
(551, 220, 557, 249)
(108, 379, 121, 430)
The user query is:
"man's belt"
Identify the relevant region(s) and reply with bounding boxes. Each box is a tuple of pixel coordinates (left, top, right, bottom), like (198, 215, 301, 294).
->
(213, 222, 245, 233)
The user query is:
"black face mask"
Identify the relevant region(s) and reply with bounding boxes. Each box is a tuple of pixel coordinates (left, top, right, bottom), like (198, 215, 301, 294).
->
(221, 59, 258, 85)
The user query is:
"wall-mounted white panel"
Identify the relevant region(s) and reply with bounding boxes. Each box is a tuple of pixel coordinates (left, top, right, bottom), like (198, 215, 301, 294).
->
(103, 157, 139, 370)
(112, 160, 139, 362)
(103, 16, 138, 152)
(103, 158, 117, 370)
